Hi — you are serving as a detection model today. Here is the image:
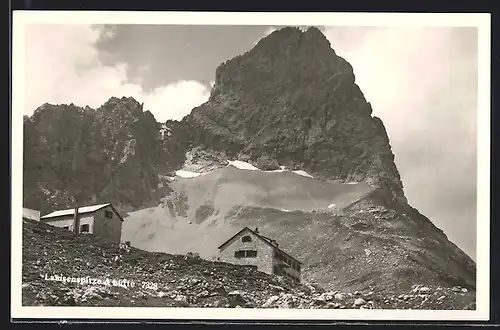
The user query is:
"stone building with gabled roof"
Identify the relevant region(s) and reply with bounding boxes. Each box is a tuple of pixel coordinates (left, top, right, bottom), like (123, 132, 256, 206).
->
(218, 227, 302, 283)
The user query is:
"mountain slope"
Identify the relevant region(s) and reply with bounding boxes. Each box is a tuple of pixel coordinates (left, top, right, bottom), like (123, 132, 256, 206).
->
(22, 26, 476, 299)
(22, 218, 476, 310)
(121, 167, 475, 293)
(122, 164, 374, 256)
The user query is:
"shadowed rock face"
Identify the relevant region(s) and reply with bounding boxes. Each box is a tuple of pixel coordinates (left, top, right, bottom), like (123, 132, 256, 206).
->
(23, 97, 188, 214)
(22, 26, 476, 295)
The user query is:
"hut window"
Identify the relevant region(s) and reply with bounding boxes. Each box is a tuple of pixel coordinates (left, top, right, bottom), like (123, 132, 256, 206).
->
(234, 250, 245, 258)
(105, 210, 113, 219)
(241, 235, 252, 243)
(235, 250, 257, 258)
(246, 250, 257, 258)
(80, 224, 90, 233)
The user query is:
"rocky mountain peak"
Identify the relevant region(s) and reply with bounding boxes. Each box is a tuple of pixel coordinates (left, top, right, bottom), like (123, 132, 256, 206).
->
(188, 26, 405, 206)
(23, 26, 408, 209)
(254, 26, 333, 54)
(97, 96, 145, 122)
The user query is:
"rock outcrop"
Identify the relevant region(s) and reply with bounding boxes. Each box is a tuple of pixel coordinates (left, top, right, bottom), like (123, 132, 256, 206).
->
(23, 97, 188, 214)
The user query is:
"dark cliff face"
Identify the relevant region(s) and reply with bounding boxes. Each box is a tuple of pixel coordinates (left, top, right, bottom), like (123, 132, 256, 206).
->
(183, 27, 406, 206)
(22, 97, 188, 213)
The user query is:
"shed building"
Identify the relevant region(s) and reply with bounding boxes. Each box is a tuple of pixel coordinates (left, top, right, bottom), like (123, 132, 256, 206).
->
(22, 207, 40, 221)
(40, 203, 124, 243)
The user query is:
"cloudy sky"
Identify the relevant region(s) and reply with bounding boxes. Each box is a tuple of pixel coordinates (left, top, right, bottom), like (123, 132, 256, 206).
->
(22, 23, 479, 260)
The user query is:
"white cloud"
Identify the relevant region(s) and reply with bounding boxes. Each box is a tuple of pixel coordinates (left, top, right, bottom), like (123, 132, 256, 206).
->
(23, 24, 209, 122)
(322, 27, 478, 259)
(322, 27, 477, 142)
(141, 80, 210, 121)
(264, 26, 277, 36)
(253, 26, 278, 45)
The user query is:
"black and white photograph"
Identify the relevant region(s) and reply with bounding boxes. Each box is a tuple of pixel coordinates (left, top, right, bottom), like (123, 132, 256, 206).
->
(11, 11, 491, 321)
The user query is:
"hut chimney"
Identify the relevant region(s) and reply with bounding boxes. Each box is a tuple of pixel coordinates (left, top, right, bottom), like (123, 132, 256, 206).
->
(73, 204, 80, 234)
(254, 227, 259, 234)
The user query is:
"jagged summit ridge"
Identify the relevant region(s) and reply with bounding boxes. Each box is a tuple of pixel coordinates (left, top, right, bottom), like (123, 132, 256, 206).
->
(253, 26, 336, 56)
(210, 26, 352, 104)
